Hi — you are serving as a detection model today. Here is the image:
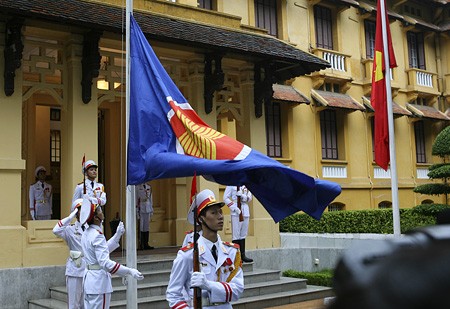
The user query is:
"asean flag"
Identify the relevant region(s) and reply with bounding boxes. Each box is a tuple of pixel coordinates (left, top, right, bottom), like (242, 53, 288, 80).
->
(127, 16, 341, 222)
(371, 0, 397, 171)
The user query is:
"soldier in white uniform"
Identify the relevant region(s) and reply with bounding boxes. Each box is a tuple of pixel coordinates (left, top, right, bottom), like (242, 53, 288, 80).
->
(166, 189, 244, 309)
(53, 199, 125, 309)
(136, 183, 154, 250)
(223, 185, 253, 263)
(80, 197, 143, 309)
(73, 160, 106, 207)
(29, 166, 52, 220)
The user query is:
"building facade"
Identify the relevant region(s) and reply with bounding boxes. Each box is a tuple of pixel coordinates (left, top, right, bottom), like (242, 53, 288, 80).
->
(0, 0, 448, 269)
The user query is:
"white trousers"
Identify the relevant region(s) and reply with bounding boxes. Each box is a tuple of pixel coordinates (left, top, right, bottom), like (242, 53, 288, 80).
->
(230, 215, 249, 240)
(84, 293, 111, 309)
(139, 212, 151, 232)
(66, 276, 84, 309)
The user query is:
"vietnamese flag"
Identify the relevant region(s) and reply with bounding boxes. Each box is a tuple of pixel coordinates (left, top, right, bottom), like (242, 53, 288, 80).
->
(371, 0, 397, 171)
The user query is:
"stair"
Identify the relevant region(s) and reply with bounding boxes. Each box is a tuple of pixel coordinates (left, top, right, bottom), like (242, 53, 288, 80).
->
(28, 250, 333, 309)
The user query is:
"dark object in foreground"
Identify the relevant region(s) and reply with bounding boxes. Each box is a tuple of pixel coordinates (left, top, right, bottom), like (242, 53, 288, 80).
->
(330, 225, 450, 309)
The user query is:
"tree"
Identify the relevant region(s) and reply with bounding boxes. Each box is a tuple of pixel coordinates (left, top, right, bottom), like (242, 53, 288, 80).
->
(414, 125, 450, 207)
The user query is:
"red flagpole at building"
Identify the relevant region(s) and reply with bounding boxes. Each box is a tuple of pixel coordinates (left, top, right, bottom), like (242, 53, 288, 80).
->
(371, 0, 401, 236)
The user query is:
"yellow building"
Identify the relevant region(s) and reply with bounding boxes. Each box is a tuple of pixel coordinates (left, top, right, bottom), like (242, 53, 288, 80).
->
(0, 0, 448, 269)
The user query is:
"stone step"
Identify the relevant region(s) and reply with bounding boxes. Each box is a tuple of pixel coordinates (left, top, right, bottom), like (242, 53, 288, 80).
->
(232, 285, 334, 309)
(28, 299, 67, 309)
(47, 268, 286, 303)
(28, 253, 326, 309)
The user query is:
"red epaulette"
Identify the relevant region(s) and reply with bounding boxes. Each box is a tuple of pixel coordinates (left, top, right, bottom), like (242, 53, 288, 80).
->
(223, 241, 239, 249)
(185, 230, 193, 234)
(180, 243, 194, 252)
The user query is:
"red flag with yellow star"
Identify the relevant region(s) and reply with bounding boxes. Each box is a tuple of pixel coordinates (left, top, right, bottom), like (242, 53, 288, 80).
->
(371, 0, 397, 171)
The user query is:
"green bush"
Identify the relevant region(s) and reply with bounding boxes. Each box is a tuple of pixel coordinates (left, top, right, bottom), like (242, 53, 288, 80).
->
(283, 269, 333, 287)
(411, 203, 450, 217)
(279, 208, 436, 234)
(414, 183, 450, 195)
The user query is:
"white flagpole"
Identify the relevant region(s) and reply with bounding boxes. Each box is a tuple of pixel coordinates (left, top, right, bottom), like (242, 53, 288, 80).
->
(125, 0, 138, 307)
(380, 0, 401, 236)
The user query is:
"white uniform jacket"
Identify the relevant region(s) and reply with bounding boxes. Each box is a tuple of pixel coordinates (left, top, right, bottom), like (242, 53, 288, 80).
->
(136, 184, 153, 214)
(73, 179, 106, 206)
(29, 181, 52, 217)
(223, 186, 252, 218)
(81, 225, 124, 295)
(53, 220, 86, 277)
(182, 230, 203, 247)
(166, 235, 244, 309)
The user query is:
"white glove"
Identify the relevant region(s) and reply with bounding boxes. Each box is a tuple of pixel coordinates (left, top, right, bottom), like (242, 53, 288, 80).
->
(69, 208, 79, 220)
(191, 272, 211, 291)
(230, 205, 241, 215)
(116, 221, 125, 237)
(89, 196, 98, 204)
(236, 190, 243, 197)
(129, 268, 144, 280)
(30, 210, 35, 220)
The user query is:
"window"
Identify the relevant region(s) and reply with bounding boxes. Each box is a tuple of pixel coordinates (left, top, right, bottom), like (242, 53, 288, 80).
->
(198, 0, 212, 9)
(414, 121, 426, 163)
(314, 5, 333, 50)
(320, 82, 340, 93)
(328, 202, 345, 211)
(364, 20, 376, 59)
(414, 97, 427, 106)
(378, 201, 392, 209)
(255, 0, 278, 37)
(320, 109, 338, 159)
(50, 130, 61, 163)
(407, 31, 425, 70)
(265, 101, 282, 157)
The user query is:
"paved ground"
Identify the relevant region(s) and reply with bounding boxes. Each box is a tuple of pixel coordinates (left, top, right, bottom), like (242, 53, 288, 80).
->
(266, 298, 328, 309)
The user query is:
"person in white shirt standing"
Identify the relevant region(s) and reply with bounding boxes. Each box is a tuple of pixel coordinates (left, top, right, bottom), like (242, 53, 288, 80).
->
(72, 160, 106, 207)
(29, 165, 52, 220)
(53, 199, 125, 309)
(223, 185, 253, 263)
(80, 197, 143, 309)
(136, 183, 154, 250)
(166, 189, 244, 309)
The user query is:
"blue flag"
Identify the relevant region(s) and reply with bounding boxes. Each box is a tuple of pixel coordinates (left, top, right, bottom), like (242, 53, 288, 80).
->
(128, 16, 341, 222)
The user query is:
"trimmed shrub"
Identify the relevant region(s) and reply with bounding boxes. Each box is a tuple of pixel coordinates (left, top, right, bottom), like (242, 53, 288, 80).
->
(279, 208, 436, 234)
(283, 269, 333, 287)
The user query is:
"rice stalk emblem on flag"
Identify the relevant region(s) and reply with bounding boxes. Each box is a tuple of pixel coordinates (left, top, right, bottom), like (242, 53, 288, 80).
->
(167, 97, 250, 160)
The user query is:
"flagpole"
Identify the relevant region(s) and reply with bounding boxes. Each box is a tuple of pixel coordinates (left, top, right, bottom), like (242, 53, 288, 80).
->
(380, 0, 400, 236)
(125, 0, 138, 307)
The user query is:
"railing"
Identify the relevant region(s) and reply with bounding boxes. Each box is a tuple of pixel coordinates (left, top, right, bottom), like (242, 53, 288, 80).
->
(323, 51, 346, 72)
(416, 71, 433, 87)
(374, 167, 391, 179)
(416, 168, 429, 179)
(322, 166, 347, 178)
(313, 48, 350, 74)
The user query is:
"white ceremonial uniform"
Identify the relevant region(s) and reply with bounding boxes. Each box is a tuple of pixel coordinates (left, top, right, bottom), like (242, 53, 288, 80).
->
(166, 235, 244, 309)
(223, 186, 252, 240)
(81, 225, 127, 309)
(73, 179, 107, 206)
(136, 183, 154, 232)
(53, 219, 86, 309)
(182, 230, 203, 247)
(29, 181, 52, 220)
